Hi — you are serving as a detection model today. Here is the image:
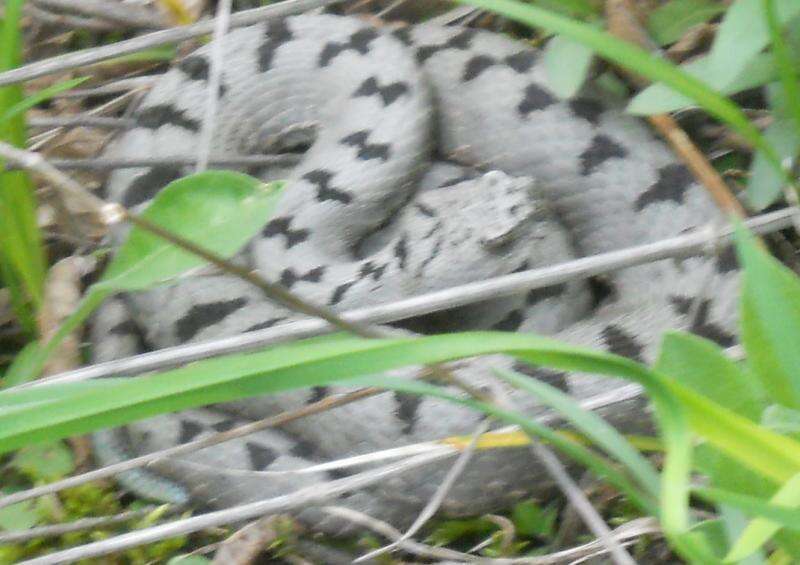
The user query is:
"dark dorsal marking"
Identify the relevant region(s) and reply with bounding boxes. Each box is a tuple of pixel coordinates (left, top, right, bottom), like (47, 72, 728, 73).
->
(391, 27, 414, 46)
(279, 266, 326, 289)
(319, 28, 380, 67)
(512, 362, 569, 392)
(245, 317, 287, 333)
(517, 83, 557, 116)
(601, 324, 645, 362)
(258, 19, 294, 72)
(394, 391, 422, 434)
(505, 50, 538, 73)
(462, 54, 496, 81)
(246, 442, 278, 471)
(360, 261, 387, 281)
(579, 134, 628, 176)
(394, 234, 409, 270)
(211, 419, 237, 433)
(176, 297, 248, 342)
(290, 440, 316, 459)
(716, 245, 739, 274)
(108, 318, 140, 337)
(634, 164, 694, 211)
(178, 420, 204, 443)
(416, 29, 476, 63)
(340, 130, 391, 162)
(352, 77, 409, 106)
(262, 216, 310, 249)
(136, 105, 200, 131)
(178, 55, 209, 81)
(414, 203, 436, 217)
(462, 50, 538, 81)
(415, 235, 443, 277)
(307, 386, 329, 404)
(329, 280, 357, 305)
(589, 276, 619, 306)
(526, 283, 567, 305)
(302, 169, 353, 204)
(669, 295, 736, 347)
(569, 98, 605, 125)
(492, 310, 524, 331)
(123, 165, 183, 208)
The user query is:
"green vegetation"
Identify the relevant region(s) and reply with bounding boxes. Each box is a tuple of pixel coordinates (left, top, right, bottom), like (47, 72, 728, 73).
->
(3, 0, 800, 561)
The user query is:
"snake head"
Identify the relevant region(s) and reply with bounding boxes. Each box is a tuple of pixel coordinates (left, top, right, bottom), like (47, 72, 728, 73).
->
(476, 171, 550, 249)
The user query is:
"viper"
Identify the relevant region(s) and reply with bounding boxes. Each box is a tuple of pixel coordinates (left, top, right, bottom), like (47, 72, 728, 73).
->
(91, 14, 739, 534)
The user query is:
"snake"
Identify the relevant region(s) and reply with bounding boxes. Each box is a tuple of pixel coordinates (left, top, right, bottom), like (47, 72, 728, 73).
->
(92, 13, 740, 534)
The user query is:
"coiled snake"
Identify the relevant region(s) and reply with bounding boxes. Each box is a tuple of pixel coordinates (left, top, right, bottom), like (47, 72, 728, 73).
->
(92, 14, 739, 533)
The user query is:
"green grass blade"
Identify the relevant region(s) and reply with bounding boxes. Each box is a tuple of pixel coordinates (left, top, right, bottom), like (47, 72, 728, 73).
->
(458, 0, 784, 174)
(764, 0, 800, 137)
(0, 76, 88, 127)
(655, 331, 765, 421)
(493, 367, 661, 499)
(359, 375, 658, 514)
(736, 225, 800, 408)
(0, 0, 47, 333)
(708, 0, 800, 89)
(723, 473, 800, 561)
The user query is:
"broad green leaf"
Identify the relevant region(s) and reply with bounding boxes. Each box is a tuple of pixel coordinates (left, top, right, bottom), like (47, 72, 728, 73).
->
(12, 441, 74, 480)
(720, 473, 800, 561)
(736, 226, 800, 408)
(494, 368, 660, 500)
(2, 341, 43, 388)
(746, 117, 800, 210)
(762, 405, 800, 434)
(0, 495, 39, 532)
(22, 171, 282, 382)
(695, 445, 775, 499)
(655, 331, 765, 421)
(708, 0, 800, 89)
(0, 77, 88, 127)
(647, 0, 726, 46)
(544, 35, 595, 98)
(764, 0, 800, 136)
(97, 171, 282, 291)
(629, 53, 778, 115)
(511, 500, 558, 538)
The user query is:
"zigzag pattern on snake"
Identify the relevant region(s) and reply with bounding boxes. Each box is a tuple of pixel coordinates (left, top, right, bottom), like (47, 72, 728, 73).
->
(92, 14, 740, 534)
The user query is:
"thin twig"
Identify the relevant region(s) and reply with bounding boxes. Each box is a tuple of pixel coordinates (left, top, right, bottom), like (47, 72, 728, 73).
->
(322, 506, 478, 562)
(0, 388, 382, 511)
(195, 0, 232, 172)
(25, 4, 119, 32)
(5, 154, 301, 172)
(31, 0, 163, 29)
(528, 441, 637, 565)
(0, 505, 165, 544)
(0, 140, 112, 223)
(27, 206, 799, 387)
(0, 384, 646, 511)
(55, 76, 156, 98)
(355, 420, 490, 562)
(28, 116, 136, 129)
(127, 213, 382, 338)
(16, 451, 454, 565)
(0, 0, 341, 86)
(0, 138, 380, 339)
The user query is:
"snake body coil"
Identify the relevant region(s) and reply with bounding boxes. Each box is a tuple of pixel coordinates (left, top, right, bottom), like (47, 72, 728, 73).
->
(93, 14, 739, 532)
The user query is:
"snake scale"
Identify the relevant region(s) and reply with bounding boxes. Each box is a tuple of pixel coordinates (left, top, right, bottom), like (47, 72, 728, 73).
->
(92, 13, 740, 534)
